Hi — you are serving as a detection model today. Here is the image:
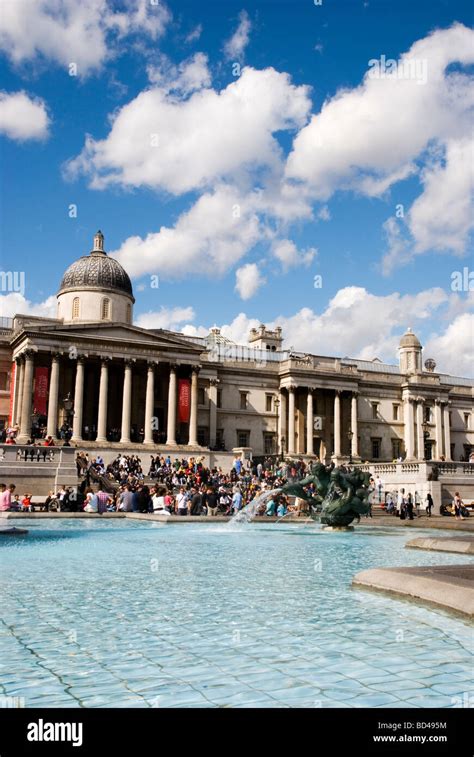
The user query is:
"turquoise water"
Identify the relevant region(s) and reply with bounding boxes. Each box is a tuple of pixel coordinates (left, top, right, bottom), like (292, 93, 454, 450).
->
(0, 519, 472, 708)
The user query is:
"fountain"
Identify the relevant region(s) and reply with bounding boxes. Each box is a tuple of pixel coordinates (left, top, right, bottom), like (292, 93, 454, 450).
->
(230, 488, 282, 524)
(230, 463, 373, 529)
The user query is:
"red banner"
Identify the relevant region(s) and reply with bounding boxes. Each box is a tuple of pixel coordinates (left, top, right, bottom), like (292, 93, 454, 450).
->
(34, 367, 49, 416)
(178, 379, 191, 423)
(8, 362, 15, 426)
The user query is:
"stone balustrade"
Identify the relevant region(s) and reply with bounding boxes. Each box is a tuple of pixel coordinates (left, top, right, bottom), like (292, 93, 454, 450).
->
(0, 445, 76, 464)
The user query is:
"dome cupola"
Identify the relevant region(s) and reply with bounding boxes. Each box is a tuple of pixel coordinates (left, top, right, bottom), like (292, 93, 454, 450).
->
(399, 328, 422, 374)
(57, 231, 134, 324)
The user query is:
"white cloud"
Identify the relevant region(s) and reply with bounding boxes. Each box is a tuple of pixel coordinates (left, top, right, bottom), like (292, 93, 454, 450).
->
(235, 263, 265, 300)
(287, 24, 474, 198)
(200, 286, 458, 368)
(424, 313, 474, 378)
(185, 24, 203, 44)
(0, 91, 49, 141)
(0, 0, 171, 76)
(147, 53, 211, 97)
(272, 239, 316, 271)
(317, 205, 331, 221)
(0, 293, 56, 318)
(381, 137, 474, 274)
(224, 10, 251, 61)
(66, 66, 311, 193)
(286, 24, 474, 266)
(111, 185, 262, 279)
(408, 137, 474, 255)
(381, 217, 413, 276)
(134, 306, 195, 330)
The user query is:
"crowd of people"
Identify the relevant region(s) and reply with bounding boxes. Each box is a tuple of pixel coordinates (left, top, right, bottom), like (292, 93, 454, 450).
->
(70, 453, 308, 516)
(1, 444, 471, 519)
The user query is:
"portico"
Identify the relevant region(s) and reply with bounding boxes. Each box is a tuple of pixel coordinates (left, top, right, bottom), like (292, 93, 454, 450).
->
(12, 323, 204, 448)
(277, 382, 360, 462)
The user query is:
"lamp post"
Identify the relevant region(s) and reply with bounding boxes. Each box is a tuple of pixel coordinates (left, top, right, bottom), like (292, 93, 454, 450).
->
(422, 421, 430, 461)
(347, 430, 354, 466)
(63, 393, 74, 440)
(274, 395, 280, 457)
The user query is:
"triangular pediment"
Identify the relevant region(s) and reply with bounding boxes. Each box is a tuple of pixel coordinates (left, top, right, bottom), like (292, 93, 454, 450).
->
(13, 320, 204, 354)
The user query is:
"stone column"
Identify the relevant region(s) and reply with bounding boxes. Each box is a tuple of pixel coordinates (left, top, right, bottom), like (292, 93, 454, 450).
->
(120, 360, 134, 444)
(434, 399, 444, 459)
(13, 358, 24, 427)
(144, 362, 156, 444)
(166, 364, 177, 445)
(278, 390, 287, 456)
(209, 378, 218, 449)
(403, 395, 415, 460)
(333, 390, 341, 458)
(46, 354, 61, 438)
(96, 358, 109, 443)
(71, 357, 85, 442)
(351, 392, 359, 458)
(19, 351, 35, 440)
(188, 367, 199, 446)
(306, 389, 314, 456)
(416, 397, 425, 460)
(443, 402, 452, 461)
(287, 386, 296, 454)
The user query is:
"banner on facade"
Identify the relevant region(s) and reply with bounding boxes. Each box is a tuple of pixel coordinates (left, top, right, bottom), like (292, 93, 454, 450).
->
(8, 361, 15, 426)
(34, 367, 49, 416)
(178, 379, 191, 423)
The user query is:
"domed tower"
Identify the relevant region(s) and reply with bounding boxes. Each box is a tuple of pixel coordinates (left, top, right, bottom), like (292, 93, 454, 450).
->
(399, 328, 422, 374)
(57, 231, 135, 324)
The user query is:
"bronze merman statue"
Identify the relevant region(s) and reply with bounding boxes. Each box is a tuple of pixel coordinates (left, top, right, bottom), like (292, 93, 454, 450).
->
(281, 463, 372, 528)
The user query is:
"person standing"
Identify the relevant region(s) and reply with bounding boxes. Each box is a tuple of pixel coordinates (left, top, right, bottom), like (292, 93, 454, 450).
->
(206, 488, 218, 516)
(406, 493, 414, 521)
(190, 487, 202, 516)
(426, 493, 434, 517)
(176, 487, 188, 516)
(0, 483, 9, 511)
(396, 489, 405, 519)
(232, 488, 243, 514)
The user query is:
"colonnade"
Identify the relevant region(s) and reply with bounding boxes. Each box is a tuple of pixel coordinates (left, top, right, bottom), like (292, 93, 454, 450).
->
(14, 351, 200, 446)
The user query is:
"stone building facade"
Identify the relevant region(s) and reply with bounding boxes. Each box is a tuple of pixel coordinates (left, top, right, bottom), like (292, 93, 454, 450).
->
(1, 232, 473, 463)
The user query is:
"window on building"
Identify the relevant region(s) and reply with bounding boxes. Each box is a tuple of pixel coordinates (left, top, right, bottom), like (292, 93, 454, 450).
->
(198, 387, 205, 406)
(465, 413, 470, 429)
(217, 389, 222, 408)
(240, 392, 248, 410)
(126, 303, 132, 324)
(392, 439, 402, 460)
(264, 433, 275, 455)
(424, 406, 432, 423)
(371, 438, 382, 459)
(72, 297, 80, 319)
(197, 426, 209, 446)
(265, 394, 273, 412)
(237, 429, 250, 447)
(0, 372, 8, 391)
(392, 404, 400, 421)
(101, 297, 110, 320)
(371, 402, 379, 420)
(216, 428, 224, 450)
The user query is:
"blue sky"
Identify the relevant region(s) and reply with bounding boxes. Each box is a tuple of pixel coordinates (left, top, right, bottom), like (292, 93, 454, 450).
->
(0, 0, 472, 375)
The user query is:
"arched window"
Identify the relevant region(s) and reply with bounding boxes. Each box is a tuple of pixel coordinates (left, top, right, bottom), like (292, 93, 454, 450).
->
(101, 297, 110, 320)
(72, 297, 80, 319)
(126, 303, 131, 324)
